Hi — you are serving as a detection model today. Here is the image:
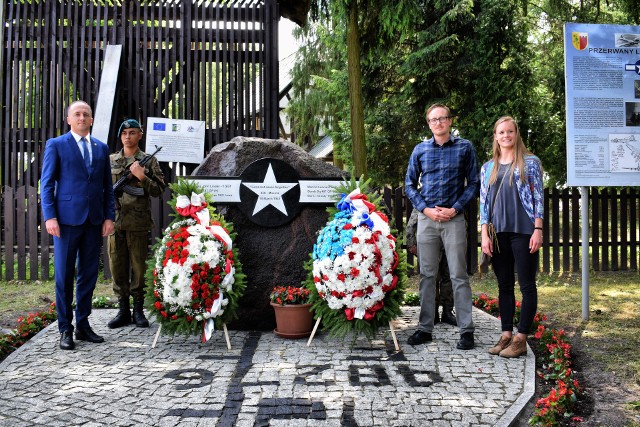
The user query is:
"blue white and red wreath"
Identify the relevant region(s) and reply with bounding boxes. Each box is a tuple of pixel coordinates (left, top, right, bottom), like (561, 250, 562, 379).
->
(307, 186, 406, 338)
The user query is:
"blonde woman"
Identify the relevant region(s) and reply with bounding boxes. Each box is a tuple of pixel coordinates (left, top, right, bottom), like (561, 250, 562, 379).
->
(479, 116, 544, 358)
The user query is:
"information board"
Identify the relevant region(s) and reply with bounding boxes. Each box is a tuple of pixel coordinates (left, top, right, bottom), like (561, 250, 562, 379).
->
(145, 117, 205, 164)
(565, 23, 640, 186)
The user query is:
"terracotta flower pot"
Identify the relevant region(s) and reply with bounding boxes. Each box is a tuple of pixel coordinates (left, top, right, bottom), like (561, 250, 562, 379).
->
(271, 302, 313, 339)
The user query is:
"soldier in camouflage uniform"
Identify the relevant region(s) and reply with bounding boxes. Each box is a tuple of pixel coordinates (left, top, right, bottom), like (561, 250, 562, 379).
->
(406, 209, 457, 325)
(107, 119, 166, 328)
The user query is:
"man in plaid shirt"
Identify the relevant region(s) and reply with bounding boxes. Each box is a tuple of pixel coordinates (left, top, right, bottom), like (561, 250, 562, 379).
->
(405, 103, 479, 350)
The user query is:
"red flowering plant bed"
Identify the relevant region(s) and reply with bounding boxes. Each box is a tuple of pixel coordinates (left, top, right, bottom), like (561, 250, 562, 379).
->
(473, 293, 583, 426)
(146, 179, 246, 341)
(0, 303, 57, 362)
(270, 286, 311, 306)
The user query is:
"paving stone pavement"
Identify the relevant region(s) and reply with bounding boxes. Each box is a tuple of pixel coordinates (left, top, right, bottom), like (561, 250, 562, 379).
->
(0, 307, 534, 427)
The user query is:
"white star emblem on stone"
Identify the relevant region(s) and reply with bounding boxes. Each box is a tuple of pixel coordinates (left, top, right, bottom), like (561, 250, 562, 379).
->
(242, 163, 298, 216)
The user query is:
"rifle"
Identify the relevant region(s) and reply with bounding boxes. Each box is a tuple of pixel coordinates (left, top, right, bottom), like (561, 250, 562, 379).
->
(113, 146, 163, 197)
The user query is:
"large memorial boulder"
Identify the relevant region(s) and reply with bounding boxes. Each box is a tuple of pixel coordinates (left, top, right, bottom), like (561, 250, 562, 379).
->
(192, 137, 348, 330)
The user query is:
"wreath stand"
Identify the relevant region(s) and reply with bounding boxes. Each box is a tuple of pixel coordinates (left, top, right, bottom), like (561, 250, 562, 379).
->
(306, 317, 400, 352)
(151, 323, 232, 350)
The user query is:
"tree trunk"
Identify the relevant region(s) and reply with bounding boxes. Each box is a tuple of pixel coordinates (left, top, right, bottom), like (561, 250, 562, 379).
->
(346, 0, 367, 179)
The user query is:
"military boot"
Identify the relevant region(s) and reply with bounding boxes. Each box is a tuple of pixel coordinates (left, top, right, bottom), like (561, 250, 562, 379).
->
(440, 305, 457, 326)
(108, 298, 132, 328)
(132, 297, 149, 328)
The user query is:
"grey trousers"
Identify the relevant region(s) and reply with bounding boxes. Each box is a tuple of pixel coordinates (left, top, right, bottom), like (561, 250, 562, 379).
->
(416, 213, 474, 334)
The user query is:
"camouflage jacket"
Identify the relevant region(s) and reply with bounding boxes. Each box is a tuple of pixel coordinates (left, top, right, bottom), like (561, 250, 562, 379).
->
(110, 149, 165, 231)
(405, 209, 418, 248)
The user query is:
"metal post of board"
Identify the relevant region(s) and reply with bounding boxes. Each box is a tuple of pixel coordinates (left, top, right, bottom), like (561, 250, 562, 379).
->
(581, 186, 590, 321)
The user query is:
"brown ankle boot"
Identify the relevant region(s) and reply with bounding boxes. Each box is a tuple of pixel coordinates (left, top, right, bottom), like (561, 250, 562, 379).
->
(488, 335, 512, 355)
(499, 335, 527, 358)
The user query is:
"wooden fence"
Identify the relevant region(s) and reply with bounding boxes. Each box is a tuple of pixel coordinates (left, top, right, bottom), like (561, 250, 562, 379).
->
(2, 185, 639, 280)
(0, 0, 280, 280)
(384, 186, 640, 275)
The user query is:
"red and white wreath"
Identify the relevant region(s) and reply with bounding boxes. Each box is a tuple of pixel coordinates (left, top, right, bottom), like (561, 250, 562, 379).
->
(148, 190, 244, 341)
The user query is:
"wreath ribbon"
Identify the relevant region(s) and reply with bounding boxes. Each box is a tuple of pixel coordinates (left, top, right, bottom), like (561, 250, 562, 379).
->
(176, 192, 210, 225)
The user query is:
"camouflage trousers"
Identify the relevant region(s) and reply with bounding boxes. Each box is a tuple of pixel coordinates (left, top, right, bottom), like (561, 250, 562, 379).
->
(436, 251, 454, 308)
(108, 230, 150, 300)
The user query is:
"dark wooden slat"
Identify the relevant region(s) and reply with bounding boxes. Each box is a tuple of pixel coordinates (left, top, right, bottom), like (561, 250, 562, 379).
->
(393, 186, 404, 231)
(610, 188, 619, 270)
(571, 188, 580, 272)
(215, 5, 222, 145)
(631, 188, 638, 270)
(591, 188, 600, 270)
(4, 187, 15, 280)
(542, 188, 550, 273)
(250, 3, 258, 136)
(551, 188, 560, 271)
(28, 185, 38, 279)
(229, 4, 236, 134)
(601, 188, 610, 271)
(182, 2, 191, 119)
(620, 188, 628, 270)
(562, 188, 570, 272)
(16, 186, 26, 279)
(266, 0, 279, 138)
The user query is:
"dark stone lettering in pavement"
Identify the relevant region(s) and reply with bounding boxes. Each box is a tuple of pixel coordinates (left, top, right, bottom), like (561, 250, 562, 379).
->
(294, 364, 336, 386)
(397, 364, 444, 387)
(254, 398, 326, 426)
(163, 368, 214, 390)
(341, 396, 359, 427)
(348, 364, 392, 387)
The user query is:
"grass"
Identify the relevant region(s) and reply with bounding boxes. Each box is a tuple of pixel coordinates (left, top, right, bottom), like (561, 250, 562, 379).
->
(470, 270, 640, 389)
(0, 279, 115, 326)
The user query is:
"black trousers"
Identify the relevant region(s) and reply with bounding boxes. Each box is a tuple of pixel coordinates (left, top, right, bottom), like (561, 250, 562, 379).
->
(491, 232, 539, 335)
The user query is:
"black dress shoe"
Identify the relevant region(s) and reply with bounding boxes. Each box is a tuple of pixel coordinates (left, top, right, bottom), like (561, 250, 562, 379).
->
(407, 330, 432, 345)
(456, 332, 475, 350)
(60, 330, 75, 350)
(75, 327, 104, 343)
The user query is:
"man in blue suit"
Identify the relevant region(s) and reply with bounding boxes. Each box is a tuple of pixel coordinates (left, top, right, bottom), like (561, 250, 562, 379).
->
(41, 100, 115, 350)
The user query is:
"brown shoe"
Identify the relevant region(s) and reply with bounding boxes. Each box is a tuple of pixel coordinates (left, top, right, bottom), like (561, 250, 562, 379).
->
(488, 335, 512, 355)
(499, 336, 527, 358)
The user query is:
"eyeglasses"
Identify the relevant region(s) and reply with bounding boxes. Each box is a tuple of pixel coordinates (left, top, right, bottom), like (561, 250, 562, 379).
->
(427, 116, 451, 125)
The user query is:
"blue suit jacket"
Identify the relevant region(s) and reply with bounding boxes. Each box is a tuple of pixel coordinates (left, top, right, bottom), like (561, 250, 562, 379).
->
(41, 131, 115, 225)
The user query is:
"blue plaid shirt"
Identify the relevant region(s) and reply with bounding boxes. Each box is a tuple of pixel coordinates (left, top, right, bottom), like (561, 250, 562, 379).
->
(405, 135, 480, 213)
